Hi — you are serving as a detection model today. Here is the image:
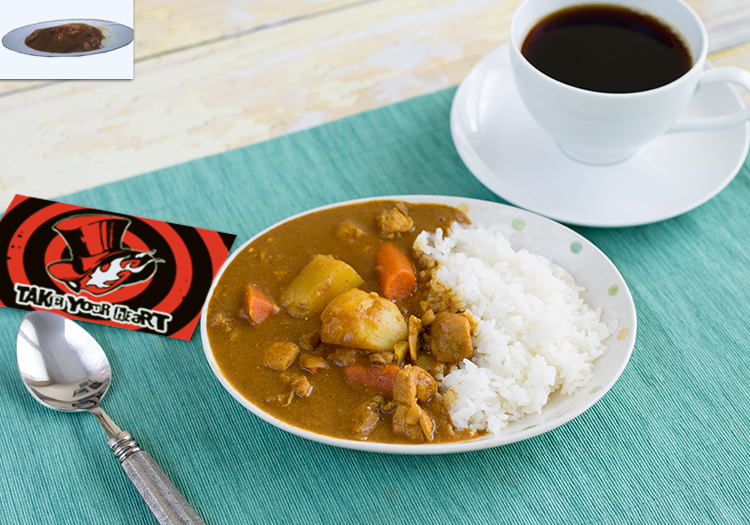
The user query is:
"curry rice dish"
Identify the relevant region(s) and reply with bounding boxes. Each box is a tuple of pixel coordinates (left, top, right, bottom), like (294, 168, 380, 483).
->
(206, 201, 611, 444)
(25, 23, 104, 53)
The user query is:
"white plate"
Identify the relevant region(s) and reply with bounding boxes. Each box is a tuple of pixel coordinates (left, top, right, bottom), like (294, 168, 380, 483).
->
(2, 19, 133, 57)
(201, 196, 636, 454)
(451, 45, 750, 228)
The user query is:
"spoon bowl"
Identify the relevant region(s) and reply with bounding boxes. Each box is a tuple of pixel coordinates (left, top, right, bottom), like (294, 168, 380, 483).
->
(17, 311, 110, 412)
(17, 311, 205, 525)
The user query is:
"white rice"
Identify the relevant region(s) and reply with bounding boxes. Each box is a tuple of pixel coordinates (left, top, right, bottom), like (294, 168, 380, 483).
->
(413, 223, 612, 434)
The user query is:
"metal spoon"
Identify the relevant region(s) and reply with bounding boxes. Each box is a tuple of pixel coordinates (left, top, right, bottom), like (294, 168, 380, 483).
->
(16, 310, 205, 525)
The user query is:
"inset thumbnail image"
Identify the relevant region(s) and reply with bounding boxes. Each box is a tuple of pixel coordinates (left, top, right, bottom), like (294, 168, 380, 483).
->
(3, 19, 133, 57)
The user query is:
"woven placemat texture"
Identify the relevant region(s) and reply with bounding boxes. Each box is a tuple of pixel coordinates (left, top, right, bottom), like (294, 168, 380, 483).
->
(1, 87, 749, 524)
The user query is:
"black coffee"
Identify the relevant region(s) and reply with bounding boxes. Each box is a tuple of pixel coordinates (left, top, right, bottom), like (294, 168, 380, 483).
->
(521, 4, 692, 93)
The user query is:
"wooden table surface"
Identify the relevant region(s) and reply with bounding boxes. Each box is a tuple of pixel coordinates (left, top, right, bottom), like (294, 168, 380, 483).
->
(1, 0, 749, 211)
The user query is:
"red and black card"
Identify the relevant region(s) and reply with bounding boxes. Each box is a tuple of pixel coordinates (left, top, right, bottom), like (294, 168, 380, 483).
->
(0, 195, 236, 340)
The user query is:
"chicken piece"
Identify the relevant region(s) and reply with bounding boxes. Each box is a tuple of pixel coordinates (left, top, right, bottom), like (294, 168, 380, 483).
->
(336, 220, 366, 243)
(393, 365, 437, 405)
(289, 374, 313, 398)
(278, 373, 313, 405)
(262, 342, 300, 370)
(392, 404, 434, 441)
(428, 312, 473, 363)
(298, 353, 330, 374)
(408, 315, 422, 362)
(393, 367, 417, 405)
(377, 206, 414, 238)
(369, 351, 395, 366)
(411, 366, 438, 402)
(299, 330, 320, 352)
(210, 313, 230, 328)
(349, 396, 384, 437)
(320, 289, 408, 352)
(392, 405, 422, 440)
(417, 407, 434, 440)
(210, 313, 239, 340)
(327, 347, 362, 367)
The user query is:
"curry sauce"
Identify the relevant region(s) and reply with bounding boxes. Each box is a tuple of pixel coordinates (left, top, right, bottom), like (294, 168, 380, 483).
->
(25, 23, 104, 54)
(206, 201, 479, 444)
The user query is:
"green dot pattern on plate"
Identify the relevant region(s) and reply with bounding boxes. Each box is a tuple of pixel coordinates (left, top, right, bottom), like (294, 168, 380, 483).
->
(589, 385, 602, 395)
(511, 218, 525, 231)
(570, 241, 583, 254)
(608, 285, 619, 297)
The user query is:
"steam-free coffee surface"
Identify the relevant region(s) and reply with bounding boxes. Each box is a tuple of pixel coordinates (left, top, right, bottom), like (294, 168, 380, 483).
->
(521, 5, 692, 93)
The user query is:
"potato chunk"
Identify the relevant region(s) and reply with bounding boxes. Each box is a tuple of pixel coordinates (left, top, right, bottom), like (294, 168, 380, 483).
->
(320, 289, 407, 352)
(263, 342, 300, 370)
(281, 254, 364, 319)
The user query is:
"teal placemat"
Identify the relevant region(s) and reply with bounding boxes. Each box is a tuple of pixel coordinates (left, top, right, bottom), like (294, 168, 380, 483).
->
(2, 87, 750, 524)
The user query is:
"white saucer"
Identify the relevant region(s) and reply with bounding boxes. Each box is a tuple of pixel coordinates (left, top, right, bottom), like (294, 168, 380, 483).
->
(451, 45, 750, 228)
(3, 19, 133, 57)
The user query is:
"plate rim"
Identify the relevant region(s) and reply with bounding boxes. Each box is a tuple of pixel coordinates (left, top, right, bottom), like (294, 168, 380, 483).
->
(200, 195, 637, 454)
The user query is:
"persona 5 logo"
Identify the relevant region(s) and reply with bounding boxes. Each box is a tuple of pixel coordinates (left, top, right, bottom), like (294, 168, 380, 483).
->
(0, 196, 236, 340)
(46, 214, 164, 296)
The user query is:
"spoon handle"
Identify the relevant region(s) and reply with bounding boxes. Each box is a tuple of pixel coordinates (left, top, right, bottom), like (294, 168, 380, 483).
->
(110, 432, 206, 525)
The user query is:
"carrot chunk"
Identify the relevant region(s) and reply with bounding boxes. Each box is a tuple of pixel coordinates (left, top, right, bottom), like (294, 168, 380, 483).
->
(375, 242, 416, 301)
(246, 284, 280, 325)
(343, 364, 399, 396)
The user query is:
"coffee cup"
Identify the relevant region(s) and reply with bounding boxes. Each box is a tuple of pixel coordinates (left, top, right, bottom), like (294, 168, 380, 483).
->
(509, 0, 750, 165)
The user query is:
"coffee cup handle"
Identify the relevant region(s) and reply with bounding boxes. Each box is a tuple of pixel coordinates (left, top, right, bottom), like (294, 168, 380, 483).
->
(668, 66, 750, 133)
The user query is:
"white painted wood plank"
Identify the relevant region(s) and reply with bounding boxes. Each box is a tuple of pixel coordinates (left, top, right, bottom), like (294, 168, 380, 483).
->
(0, 0, 748, 209)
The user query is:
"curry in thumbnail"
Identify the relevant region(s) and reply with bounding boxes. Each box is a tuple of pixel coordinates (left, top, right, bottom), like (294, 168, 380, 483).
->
(25, 23, 104, 53)
(206, 201, 480, 444)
